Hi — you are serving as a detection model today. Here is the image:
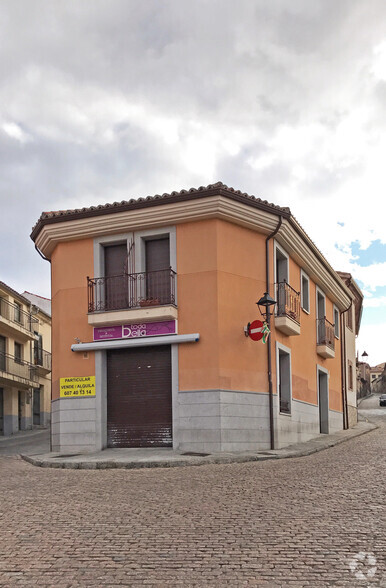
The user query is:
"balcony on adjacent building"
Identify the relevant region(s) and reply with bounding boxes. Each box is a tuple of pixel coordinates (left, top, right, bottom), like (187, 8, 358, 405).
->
(317, 317, 335, 359)
(274, 282, 301, 336)
(33, 348, 52, 374)
(87, 269, 177, 326)
(0, 298, 39, 340)
(0, 351, 38, 388)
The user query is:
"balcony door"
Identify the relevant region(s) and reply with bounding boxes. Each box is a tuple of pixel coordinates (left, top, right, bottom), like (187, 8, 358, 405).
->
(34, 333, 43, 366)
(317, 290, 326, 344)
(104, 243, 128, 310)
(145, 237, 170, 304)
(275, 245, 289, 315)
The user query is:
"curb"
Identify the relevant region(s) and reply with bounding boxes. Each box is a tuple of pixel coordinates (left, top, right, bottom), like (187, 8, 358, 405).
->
(20, 422, 378, 471)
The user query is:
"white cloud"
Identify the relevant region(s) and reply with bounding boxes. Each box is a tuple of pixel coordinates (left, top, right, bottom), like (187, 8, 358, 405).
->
(0, 0, 385, 354)
(357, 322, 386, 367)
(2, 121, 31, 143)
(363, 296, 386, 308)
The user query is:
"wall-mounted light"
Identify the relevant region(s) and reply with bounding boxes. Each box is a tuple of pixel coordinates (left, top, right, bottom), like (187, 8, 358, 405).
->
(256, 292, 276, 318)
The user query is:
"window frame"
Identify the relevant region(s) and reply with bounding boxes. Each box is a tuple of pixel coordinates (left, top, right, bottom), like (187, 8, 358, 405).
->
(300, 270, 310, 314)
(14, 341, 23, 364)
(346, 306, 353, 331)
(333, 305, 340, 339)
(273, 241, 290, 285)
(348, 360, 353, 390)
(276, 342, 292, 416)
(14, 301, 22, 323)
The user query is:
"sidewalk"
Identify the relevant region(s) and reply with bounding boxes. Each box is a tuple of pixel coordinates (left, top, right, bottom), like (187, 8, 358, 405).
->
(0, 427, 48, 443)
(21, 421, 377, 470)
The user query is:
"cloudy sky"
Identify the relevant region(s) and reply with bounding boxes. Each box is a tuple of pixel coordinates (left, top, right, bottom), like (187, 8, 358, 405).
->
(1, 0, 385, 364)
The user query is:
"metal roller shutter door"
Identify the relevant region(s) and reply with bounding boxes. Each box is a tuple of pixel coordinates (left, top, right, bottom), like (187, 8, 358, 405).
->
(107, 345, 172, 447)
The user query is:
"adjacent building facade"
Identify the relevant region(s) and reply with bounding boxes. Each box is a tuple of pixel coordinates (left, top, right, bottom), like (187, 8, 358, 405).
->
(31, 182, 360, 454)
(336, 272, 363, 427)
(0, 282, 51, 435)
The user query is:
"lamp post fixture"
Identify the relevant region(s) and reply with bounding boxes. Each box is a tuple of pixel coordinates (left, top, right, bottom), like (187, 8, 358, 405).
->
(256, 292, 276, 318)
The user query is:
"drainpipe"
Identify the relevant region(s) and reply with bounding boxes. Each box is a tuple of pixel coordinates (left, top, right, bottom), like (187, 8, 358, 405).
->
(266, 216, 283, 450)
(35, 244, 50, 263)
(34, 243, 52, 450)
(340, 296, 352, 430)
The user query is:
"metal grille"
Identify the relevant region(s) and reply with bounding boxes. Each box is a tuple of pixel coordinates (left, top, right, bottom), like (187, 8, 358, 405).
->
(88, 269, 176, 313)
(275, 282, 300, 323)
(317, 318, 335, 350)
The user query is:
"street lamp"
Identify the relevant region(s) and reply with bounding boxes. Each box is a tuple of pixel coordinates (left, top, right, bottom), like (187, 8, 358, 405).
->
(256, 292, 276, 318)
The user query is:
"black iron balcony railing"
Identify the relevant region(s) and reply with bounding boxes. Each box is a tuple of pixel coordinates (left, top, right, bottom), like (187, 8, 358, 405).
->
(0, 297, 39, 332)
(33, 348, 52, 371)
(0, 351, 38, 384)
(275, 282, 300, 324)
(317, 317, 335, 350)
(87, 269, 177, 313)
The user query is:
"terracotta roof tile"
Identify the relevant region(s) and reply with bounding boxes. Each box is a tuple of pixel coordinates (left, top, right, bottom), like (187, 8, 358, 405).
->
(31, 181, 291, 239)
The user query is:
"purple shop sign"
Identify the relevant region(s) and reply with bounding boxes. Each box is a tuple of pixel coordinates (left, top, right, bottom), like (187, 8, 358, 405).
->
(93, 320, 176, 342)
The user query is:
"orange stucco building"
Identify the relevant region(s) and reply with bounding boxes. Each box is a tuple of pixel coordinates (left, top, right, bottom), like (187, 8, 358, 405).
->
(31, 182, 357, 453)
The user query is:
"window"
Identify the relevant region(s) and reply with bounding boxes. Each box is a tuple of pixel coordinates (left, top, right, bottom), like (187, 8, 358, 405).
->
(301, 271, 310, 313)
(14, 342, 23, 364)
(348, 361, 353, 390)
(14, 302, 21, 323)
(277, 343, 292, 414)
(346, 307, 353, 330)
(333, 306, 339, 339)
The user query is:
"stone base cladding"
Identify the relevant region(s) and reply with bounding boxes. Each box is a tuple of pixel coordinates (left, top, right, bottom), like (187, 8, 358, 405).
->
(20, 416, 32, 431)
(177, 392, 344, 453)
(329, 409, 344, 434)
(51, 397, 97, 453)
(176, 390, 271, 453)
(347, 405, 358, 428)
(274, 399, 320, 449)
(3, 414, 17, 436)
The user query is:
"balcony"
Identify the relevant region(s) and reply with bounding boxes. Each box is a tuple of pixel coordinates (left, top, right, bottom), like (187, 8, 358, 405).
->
(274, 282, 301, 336)
(33, 348, 52, 374)
(87, 269, 177, 327)
(317, 318, 335, 359)
(0, 351, 38, 388)
(0, 298, 39, 340)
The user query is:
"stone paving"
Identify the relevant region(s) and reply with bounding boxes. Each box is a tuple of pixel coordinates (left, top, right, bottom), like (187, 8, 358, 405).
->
(0, 399, 385, 587)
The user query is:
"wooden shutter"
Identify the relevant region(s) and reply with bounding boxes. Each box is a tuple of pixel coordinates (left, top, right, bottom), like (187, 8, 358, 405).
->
(104, 243, 127, 310)
(145, 238, 170, 304)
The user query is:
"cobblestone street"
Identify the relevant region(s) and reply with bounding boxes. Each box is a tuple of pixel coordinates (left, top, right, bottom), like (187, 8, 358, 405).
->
(0, 398, 385, 587)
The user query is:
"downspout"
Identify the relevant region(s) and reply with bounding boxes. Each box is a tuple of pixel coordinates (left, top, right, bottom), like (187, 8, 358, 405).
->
(340, 297, 352, 430)
(34, 243, 52, 450)
(266, 216, 283, 450)
(35, 244, 50, 263)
